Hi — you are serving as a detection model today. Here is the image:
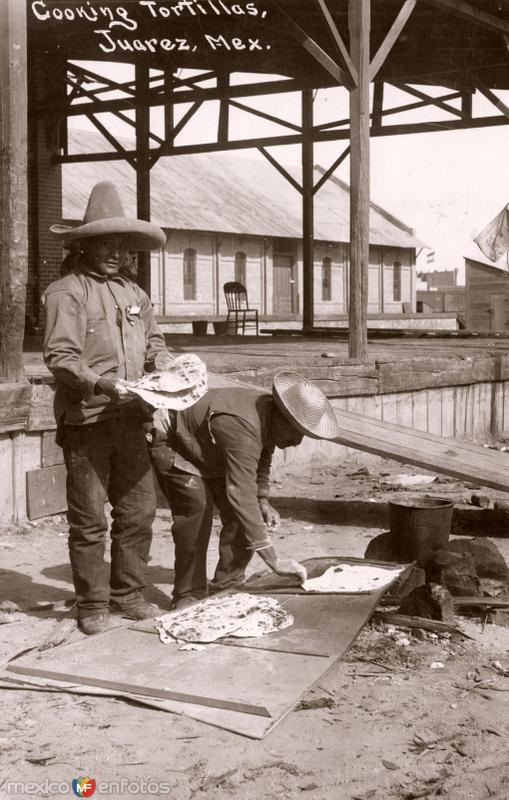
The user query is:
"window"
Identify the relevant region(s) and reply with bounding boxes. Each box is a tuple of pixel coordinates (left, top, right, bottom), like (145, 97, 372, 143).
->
(234, 251, 247, 286)
(393, 261, 401, 302)
(322, 256, 332, 301)
(183, 248, 197, 300)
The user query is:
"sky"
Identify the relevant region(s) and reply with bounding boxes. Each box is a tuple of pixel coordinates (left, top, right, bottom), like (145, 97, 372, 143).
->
(69, 63, 509, 284)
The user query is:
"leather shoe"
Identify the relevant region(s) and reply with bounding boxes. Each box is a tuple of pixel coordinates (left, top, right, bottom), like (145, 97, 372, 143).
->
(110, 600, 159, 620)
(170, 596, 200, 611)
(78, 612, 111, 636)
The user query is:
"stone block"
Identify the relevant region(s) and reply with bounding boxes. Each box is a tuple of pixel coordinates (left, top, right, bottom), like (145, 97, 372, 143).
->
(428, 549, 481, 596)
(447, 538, 509, 583)
(397, 583, 455, 624)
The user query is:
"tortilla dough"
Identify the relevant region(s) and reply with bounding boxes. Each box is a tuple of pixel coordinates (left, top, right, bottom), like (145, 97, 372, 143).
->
(126, 354, 208, 409)
(156, 593, 293, 644)
(301, 563, 406, 593)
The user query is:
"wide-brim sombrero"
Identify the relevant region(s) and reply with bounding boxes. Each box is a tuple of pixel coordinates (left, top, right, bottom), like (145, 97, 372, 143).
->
(272, 371, 339, 440)
(50, 181, 166, 252)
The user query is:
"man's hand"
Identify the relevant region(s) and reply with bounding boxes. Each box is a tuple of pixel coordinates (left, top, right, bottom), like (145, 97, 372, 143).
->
(94, 378, 131, 401)
(272, 558, 307, 585)
(154, 350, 176, 370)
(258, 498, 280, 528)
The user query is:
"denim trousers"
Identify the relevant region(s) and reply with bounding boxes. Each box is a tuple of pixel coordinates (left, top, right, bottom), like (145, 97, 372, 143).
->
(63, 416, 156, 618)
(150, 446, 252, 600)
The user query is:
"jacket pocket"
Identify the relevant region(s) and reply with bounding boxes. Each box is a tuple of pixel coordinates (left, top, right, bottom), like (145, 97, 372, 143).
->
(83, 317, 116, 370)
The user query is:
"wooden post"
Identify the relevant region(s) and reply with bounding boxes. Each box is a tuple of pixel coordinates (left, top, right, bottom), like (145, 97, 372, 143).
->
(348, 0, 370, 360)
(164, 69, 174, 143)
(302, 89, 314, 332)
(0, 0, 28, 381)
(135, 63, 151, 295)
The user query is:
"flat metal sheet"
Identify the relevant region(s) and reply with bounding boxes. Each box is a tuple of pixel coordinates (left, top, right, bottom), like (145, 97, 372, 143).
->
(7, 556, 405, 737)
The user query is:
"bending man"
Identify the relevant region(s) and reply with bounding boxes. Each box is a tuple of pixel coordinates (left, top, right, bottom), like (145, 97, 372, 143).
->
(148, 372, 340, 608)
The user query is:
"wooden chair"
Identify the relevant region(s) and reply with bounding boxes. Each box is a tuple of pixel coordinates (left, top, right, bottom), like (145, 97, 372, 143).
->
(223, 282, 259, 335)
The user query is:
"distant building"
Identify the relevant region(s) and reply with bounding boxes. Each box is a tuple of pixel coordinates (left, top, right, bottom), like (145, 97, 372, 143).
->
(33, 130, 424, 329)
(420, 269, 459, 289)
(464, 251, 509, 331)
(416, 268, 465, 322)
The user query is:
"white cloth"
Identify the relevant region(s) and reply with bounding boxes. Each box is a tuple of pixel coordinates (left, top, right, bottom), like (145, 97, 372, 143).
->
(474, 204, 509, 263)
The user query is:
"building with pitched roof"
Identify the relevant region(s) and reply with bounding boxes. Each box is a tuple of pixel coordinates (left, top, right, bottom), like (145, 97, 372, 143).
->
(51, 130, 425, 328)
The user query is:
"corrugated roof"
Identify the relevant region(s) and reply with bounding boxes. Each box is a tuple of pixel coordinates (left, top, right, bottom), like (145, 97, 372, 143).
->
(63, 129, 423, 248)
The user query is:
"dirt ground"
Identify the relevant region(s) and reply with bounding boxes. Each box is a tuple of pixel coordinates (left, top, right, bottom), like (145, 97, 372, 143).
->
(1, 451, 509, 800)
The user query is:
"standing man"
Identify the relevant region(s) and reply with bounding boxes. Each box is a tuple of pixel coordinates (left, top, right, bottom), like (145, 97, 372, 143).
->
(148, 372, 340, 607)
(43, 181, 170, 635)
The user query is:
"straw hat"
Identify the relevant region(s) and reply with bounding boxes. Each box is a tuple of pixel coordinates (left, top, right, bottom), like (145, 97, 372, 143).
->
(50, 181, 166, 251)
(272, 371, 339, 440)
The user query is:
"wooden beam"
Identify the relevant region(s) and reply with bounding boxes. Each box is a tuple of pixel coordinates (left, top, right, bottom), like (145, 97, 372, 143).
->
(164, 70, 174, 145)
(348, 0, 371, 361)
(229, 99, 302, 133)
(150, 99, 204, 164)
(273, 3, 348, 86)
(69, 62, 137, 96)
(316, 89, 463, 130)
(423, 0, 509, 36)
(461, 90, 473, 121)
(389, 81, 463, 117)
(372, 81, 384, 128)
(167, 101, 203, 141)
(313, 0, 358, 88)
(39, 77, 310, 119)
(475, 77, 509, 120)
(369, 0, 417, 81)
(313, 146, 350, 194)
(135, 63, 151, 296)
(331, 407, 509, 494)
(257, 148, 302, 193)
(302, 90, 315, 333)
(217, 74, 229, 145)
(85, 114, 136, 169)
(56, 113, 509, 165)
(0, 0, 28, 382)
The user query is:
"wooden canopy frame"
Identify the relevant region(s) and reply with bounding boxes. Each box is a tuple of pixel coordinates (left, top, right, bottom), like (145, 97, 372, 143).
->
(1, 0, 509, 405)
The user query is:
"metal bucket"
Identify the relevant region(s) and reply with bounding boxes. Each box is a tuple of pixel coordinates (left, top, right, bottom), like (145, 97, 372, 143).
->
(192, 320, 208, 336)
(388, 495, 453, 571)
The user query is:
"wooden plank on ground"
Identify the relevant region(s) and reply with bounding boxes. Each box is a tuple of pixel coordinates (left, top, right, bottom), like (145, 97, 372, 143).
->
(332, 408, 509, 493)
(26, 465, 67, 519)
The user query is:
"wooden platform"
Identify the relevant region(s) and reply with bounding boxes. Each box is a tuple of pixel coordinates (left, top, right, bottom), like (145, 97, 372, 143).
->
(23, 333, 509, 401)
(10, 334, 509, 522)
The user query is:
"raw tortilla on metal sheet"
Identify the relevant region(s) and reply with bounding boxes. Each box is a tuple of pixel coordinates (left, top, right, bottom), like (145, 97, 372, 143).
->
(301, 563, 407, 593)
(156, 594, 294, 644)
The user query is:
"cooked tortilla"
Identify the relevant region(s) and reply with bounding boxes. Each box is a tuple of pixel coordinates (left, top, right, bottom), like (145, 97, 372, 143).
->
(156, 593, 293, 644)
(301, 563, 406, 593)
(126, 354, 208, 409)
